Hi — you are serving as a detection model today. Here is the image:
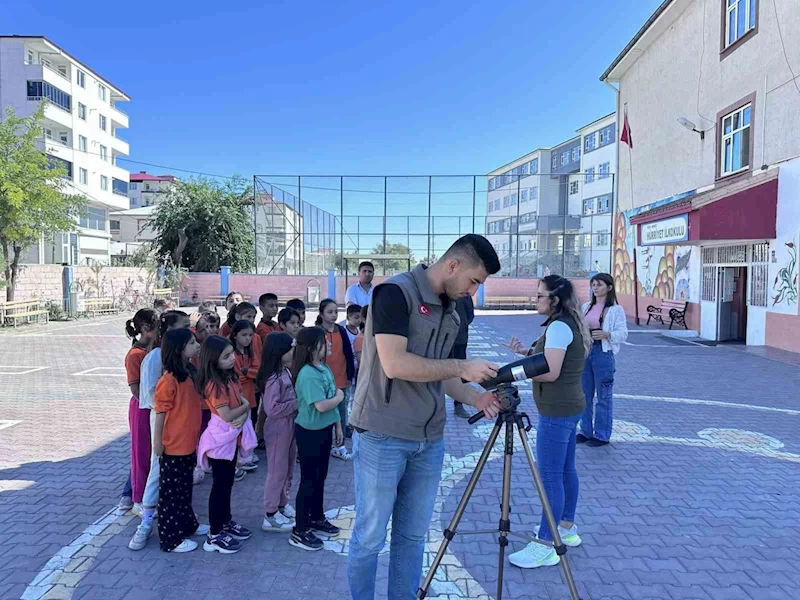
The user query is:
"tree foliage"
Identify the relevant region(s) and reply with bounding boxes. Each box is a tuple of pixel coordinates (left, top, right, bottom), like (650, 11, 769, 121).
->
(370, 242, 414, 275)
(0, 104, 84, 300)
(151, 176, 255, 273)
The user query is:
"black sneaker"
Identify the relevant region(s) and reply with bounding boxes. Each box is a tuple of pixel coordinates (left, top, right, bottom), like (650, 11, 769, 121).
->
(203, 533, 241, 554)
(310, 519, 340, 538)
(289, 529, 323, 551)
(223, 520, 252, 541)
(576, 433, 591, 444)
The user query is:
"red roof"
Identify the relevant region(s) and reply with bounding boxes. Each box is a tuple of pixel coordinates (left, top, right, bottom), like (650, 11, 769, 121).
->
(129, 171, 176, 182)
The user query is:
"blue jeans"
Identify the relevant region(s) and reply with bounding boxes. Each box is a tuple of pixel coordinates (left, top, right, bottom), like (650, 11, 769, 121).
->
(348, 431, 444, 600)
(536, 414, 581, 541)
(336, 387, 350, 435)
(580, 343, 616, 442)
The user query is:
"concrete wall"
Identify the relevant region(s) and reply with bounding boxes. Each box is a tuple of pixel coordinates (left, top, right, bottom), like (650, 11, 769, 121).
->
(1, 265, 64, 302)
(616, 0, 800, 212)
(1, 265, 155, 303)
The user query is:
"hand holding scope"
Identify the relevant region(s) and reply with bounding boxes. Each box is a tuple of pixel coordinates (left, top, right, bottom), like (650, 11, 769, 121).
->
(467, 353, 549, 424)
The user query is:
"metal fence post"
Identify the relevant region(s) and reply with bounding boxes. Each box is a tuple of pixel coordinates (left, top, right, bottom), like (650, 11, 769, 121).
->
(253, 176, 258, 274)
(383, 176, 388, 254)
(340, 176, 344, 273)
(427, 176, 432, 262)
(472, 176, 476, 235)
(515, 176, 521, 277)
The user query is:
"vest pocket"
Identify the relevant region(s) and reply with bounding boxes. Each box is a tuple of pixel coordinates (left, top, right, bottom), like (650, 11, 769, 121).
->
(384, 379, 394, 405)
(423, 328, 436, 358)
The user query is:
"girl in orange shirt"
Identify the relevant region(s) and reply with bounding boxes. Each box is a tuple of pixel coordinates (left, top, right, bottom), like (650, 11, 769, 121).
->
(152, 328, 208, 553)
(122, 308, 159, 514)
(220, 292, 245, 337)
(197, 335, 254, 553)
(231, 320, 260, 472)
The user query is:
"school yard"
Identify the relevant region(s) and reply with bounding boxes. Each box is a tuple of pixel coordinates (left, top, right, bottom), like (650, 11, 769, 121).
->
(1, 312, 799, 600)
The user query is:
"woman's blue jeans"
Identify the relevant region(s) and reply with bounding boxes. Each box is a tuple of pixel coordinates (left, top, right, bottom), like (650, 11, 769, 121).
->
(536, 413, 581, 541)
(580, 342, 616, 442)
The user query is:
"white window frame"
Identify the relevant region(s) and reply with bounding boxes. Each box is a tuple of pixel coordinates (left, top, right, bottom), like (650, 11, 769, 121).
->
(585, 167, 596, 184)
(100, 175, 109, 191)
(78, 103, 86, 120)
(599, 162, 611, 179)
(720, 103, 752, 176)
(79, 135, 87, 152)
(98, 84, 107, 102)
(130, 182, 138, 190)
(585, 133, 597, 152)
(561, 151, 569, 166)
(725, 0, 757, 48)
(530, 187, 538, 201)
(99, 145, 108, 162)
(99, 114, 107, 131)
(521, 189, 528, 203)
(79, 168, 88, 185)
(571, 147, 579, 162)
(77, 70, 86, 88)
(599, 127, 611, 146)
(570, 180, 580, 195)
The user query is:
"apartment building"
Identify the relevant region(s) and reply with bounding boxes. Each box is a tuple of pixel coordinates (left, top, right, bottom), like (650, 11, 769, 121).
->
(0, 36, 130, 265)
(486, 114, 617, 277)
(602, 0, 800, 351)
(128, 171, 177, 208)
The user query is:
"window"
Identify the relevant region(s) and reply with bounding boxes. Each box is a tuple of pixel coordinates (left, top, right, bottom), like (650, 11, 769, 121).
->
(79, 136, 87, 152)
(521, 190, 528, 203)
(130, 182, 138, 191)
(511, 193, 518, 205)
(570, 181, 580, 195)
(552, 155, 558, 170)
(57, 64, 68, 78)
(77, 70, 86, 88)
(48, 155, 72, 179)
(599, 162, 611, 179)
(26, 49, 35, 64)
(78, 102, 86, 120)
(529, 158, 539, 174)
(720, 103, 752, 176)
(530, 187, 538, 201)
(583, 234, 592, 248)
(503, 196, 510, 208)
(572, 147, 580, 162)
(79, 168, 88, 185)
(489, 178, 496, 191)
(585, 167, 595, 184)
(113, 178, 128, 196)
(98, 84, 107, 102)
(99, 114, 107, 131)
(99, 145, 108, 161)
(80, 206, 105, 231)
(26, 80, 71, 112)
(599, 127, 611, 146)
(725, 0, 757, 49)
(58, 131, 68, 145)
(561, 151, 570, 166)
(521, 162, 529, 176)
(100, 175, 109, 191)
(110, 220, 121, 231)
(597, 194, 611, 213)
(583, 198, 596, 215)
(585, 133, 597, 152)
(596, 233, 610, 246)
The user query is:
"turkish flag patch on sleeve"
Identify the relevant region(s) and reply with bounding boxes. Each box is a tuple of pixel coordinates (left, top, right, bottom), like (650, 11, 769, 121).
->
(419, 305, 430, 316)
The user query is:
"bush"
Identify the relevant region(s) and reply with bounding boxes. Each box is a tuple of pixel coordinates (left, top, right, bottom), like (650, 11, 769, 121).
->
(45, 299, 67, 321)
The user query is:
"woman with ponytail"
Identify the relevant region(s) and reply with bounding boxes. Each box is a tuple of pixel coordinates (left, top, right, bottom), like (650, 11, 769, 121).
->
(506, 275, 590, 570)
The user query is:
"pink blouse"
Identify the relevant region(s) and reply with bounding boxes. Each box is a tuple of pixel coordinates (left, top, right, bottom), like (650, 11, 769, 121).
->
(585, 303, 605, 330)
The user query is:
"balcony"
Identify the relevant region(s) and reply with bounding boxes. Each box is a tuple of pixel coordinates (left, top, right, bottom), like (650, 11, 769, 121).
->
(111, 132, 130, 155)
(25, 60, 71, 84)
(110, 103, 129, 129)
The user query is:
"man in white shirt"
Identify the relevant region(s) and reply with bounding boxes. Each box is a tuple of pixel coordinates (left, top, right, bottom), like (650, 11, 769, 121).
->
(345, 261, 375, 307)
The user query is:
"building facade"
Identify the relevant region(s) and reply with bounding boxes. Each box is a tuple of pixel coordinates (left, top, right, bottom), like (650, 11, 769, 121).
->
(0, 36, 130, 265)
(602, 0, 800, 351)
(128, 171, 177, 208)
(486, 115, 616, 277)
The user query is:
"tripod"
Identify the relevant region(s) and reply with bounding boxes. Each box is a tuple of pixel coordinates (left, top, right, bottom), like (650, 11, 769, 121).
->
(417, 384, 582, 600)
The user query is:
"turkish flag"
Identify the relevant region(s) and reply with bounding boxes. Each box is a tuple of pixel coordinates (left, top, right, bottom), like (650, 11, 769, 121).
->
(620, 110, 633, 148)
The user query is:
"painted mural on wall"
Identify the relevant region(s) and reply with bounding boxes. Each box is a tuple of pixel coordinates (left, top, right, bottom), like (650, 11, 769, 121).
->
(613, 190, 696, 300)
(772, 237, 797, 308)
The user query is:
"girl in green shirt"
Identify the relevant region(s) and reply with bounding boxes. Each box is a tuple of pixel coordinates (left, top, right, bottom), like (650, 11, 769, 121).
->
(289, 327, 344, 551)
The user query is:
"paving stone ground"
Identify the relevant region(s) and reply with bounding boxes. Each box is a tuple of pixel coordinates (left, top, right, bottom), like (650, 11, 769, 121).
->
(1, 313, 799, 600)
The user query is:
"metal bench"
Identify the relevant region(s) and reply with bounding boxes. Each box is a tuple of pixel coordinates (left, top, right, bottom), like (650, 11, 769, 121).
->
(646, 298, 688, 329)
(154, 288, 181, 307)
(84, 297, 118, 317)
(485, 296, 537, 310)
(1, 298, 49, 327)
(206, 294, 251, 306)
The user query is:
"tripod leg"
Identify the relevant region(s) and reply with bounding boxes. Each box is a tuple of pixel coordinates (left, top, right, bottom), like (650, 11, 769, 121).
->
(417, 418, 503, 599)
(495, 421, 514, 600)
(515, 420, 583, 600)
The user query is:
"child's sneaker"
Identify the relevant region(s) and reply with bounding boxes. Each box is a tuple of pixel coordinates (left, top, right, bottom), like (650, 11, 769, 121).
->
(533, 524, 582, 548)
(508, 542, 559, 569)
(193, 524, 211, 537)
(223, 520, 252, 541)
(128, 523, 152, 551)
(310, 519, 340, 538)
(234, 468, 246, 482)
(330, 446, 351, 461)
(239, 460, 258, 472)
(171, 538, 198, 553)
(262, 512, 295, 532)
(118, 496, 133, 512)
(203, 533, 241, 554)
(289, 529, 323, 551)
(192, 466, 205, 485)
(131, 503, 143, 518)
(280, 505, 296, 520)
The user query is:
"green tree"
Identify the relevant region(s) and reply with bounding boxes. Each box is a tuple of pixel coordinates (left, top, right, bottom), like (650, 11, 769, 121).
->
(151, 176, 255, 272)
(0, 104, 84, 300)
(370, 242, 413, 275)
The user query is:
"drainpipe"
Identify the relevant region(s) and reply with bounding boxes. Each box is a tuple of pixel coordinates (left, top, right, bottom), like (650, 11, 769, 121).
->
(603, 79, 622, 216)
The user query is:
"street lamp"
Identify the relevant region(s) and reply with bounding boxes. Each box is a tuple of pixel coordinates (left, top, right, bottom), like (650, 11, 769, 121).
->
(677, 117, 705, 140)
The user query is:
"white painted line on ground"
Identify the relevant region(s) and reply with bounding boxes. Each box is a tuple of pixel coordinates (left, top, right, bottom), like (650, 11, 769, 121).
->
(11, 334, 127, 338)
(616, 393, 800, 416)
(0, 366, 50, 375)
(73, 367, 126, 377)
(622, 341, 707, 348)
(0, 420, 22, 431)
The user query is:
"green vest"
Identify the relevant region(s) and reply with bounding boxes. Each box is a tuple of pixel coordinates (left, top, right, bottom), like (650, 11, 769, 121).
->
(531, 315, 586, 418)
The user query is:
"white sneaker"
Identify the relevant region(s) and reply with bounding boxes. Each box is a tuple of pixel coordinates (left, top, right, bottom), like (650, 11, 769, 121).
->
(128, 523, 152, 551)
(261, 512, 295, 532)
(239, 461, 258, 472)
(118, 496, 133, 512)
(280, 505, 296, 520)
(193, 524, 211, 537)
(131, 503, 143, 518)
(234, 468, 246, 482)
(172, 539, 198, 553)
(330, 446, 352, 461)
(250, 454, 259, 463)
(508, 542, 560, 569)
(533, 524, 582, 548)
(192, 466, 205, 485)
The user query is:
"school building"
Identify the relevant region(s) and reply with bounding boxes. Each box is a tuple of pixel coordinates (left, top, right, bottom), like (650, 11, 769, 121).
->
(602, 0, 800, 352)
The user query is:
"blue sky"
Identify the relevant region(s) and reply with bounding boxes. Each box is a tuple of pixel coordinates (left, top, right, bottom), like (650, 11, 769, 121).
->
(6, 0, 662, 179)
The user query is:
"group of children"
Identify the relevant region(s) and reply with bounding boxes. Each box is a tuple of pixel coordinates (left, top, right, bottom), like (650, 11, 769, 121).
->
(120, 290, 368, 553)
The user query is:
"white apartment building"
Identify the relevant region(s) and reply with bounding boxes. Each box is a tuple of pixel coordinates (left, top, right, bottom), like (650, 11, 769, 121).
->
(0, 35, 130, 265)
(601, 0, 800, 351)
(128, 171, 177, 208)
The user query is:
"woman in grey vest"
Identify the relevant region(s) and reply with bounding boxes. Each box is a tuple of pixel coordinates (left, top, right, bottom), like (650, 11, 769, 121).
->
(506, 275, 591, 570)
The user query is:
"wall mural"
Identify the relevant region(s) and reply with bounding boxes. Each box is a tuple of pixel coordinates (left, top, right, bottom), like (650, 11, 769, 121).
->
(772, 237, 797, 308)
(613, 190, 696, 301)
